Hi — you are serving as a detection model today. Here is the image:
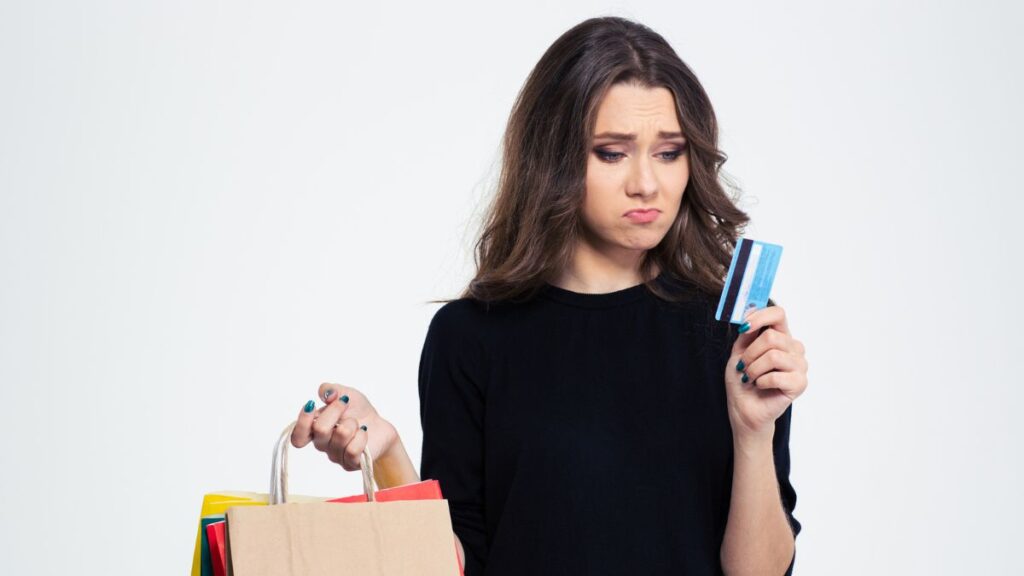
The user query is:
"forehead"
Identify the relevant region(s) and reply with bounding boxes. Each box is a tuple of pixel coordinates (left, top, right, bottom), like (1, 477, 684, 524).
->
(593, 83, 681, 133)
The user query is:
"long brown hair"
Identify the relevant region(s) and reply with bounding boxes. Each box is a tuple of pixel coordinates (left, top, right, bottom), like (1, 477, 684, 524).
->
(430, 16, 751, 306)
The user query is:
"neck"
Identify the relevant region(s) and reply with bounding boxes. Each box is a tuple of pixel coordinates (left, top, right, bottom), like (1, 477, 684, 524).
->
(550, 235, 659, 294)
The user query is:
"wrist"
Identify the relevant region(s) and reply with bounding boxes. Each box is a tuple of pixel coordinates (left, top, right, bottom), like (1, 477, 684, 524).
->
(375, 427, 404, 462)
(372, 431, 420, 489)
(732, 432, 774, 458)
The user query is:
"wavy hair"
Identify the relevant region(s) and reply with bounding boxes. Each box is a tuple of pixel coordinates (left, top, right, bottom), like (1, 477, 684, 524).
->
(431, 16, 751, 306)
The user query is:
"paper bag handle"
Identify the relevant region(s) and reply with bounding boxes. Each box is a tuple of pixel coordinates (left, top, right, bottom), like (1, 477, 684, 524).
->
(269, 420, 377, 505)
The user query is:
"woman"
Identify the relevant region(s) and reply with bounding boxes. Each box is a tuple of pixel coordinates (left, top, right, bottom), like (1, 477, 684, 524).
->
(290, 16, 808, 576)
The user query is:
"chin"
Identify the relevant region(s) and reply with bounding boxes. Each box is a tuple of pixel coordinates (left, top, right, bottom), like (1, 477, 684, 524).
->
(620, 236, 665, 251)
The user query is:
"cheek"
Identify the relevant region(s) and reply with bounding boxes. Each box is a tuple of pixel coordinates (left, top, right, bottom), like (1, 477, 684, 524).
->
(669, 161, 690, 191)
(663, 168, 689, 215)
(582, 165, 620, 221)
(584, 159, 618, 193)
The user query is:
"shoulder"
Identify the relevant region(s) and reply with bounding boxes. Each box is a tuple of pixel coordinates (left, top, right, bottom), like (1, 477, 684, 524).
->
(420, 299, 492, 391)
(427, 298, 491, 336)
(423, 298, 493, 363)
(427, 291, 528, 335)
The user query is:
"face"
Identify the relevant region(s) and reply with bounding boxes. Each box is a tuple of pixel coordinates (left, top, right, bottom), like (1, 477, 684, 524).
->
(580, 82, 689, 263)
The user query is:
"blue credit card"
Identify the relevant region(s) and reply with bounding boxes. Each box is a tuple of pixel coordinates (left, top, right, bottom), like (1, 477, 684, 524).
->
(715, 237, 783, 324)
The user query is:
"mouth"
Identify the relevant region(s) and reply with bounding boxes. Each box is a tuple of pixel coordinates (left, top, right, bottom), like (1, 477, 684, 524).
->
(623, 208, 661, 223)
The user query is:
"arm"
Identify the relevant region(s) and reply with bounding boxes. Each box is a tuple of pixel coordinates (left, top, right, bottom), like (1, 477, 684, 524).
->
(374, 436, 467, 568)
(719, 434, 796, 576)
(720, 304, 804, 575)
(373, 434, 419, 489)
(417, 301, 489, 574)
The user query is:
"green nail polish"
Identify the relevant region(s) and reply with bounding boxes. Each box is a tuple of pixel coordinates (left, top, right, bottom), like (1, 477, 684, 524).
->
(303, 400, 315, 413)
(360, 424, 367, 431)
(736, 359, 744, 371)
(741, 373, 749, 384)
(324, 390, 333, 399)
(341, 395, 350, 404)
(738, 322, 750, 334)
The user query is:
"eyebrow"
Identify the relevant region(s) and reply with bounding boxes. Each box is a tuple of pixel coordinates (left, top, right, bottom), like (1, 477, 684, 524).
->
(592, 131, 685, 141)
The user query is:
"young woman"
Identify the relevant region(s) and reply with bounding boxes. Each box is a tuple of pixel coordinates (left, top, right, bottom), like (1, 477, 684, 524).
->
(290, 16, 808, 576)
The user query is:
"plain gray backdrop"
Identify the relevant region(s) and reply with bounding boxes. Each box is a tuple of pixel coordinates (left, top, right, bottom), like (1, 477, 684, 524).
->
(1, 1, 1021, 574)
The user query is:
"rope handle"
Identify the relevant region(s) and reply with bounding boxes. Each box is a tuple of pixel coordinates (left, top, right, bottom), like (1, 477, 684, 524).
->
(269, 420, 377, 505)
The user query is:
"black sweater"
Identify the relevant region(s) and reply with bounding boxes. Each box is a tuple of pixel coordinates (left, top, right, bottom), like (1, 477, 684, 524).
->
(417, 271, 801, 575)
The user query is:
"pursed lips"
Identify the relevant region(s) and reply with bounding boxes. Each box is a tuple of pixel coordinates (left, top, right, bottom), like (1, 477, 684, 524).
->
(623, 208, 660, 216)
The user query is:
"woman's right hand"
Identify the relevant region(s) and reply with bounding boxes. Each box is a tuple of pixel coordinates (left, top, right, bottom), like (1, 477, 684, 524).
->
(293, 383, 465, 569)
(290, 383, 400, 472)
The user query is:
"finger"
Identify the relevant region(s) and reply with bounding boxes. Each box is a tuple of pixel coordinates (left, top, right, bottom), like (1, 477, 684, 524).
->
(326, 417, 360, 469)
(793, 338, 805, 355)
(342, 422, 370, 472)
(730, 306, 763, 355)
(741, 305, 790, 338)
(748, 370, 807, 398)
(311, 396, 351, 451)
(318, 382, 352, 405)
(291, 399, 320, 448)
(736, 327, 801, 372)
(743, 347, 803, 385)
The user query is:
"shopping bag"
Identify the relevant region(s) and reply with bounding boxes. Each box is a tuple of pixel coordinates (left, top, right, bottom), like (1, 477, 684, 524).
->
(206, 521, 227, 576)
(218, 421, 463, 575)
(192, 493, 265, 576)
(191, 490, 324, 576)
(226, 499, 461, 575)
(191, 424, 358, 576)
(195, 450, 463, 575)
(203, 481, 460, 576)
(329, 476, 445, 503)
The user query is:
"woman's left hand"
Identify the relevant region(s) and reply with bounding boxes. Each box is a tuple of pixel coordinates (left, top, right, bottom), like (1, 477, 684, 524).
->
(724, 304, 809, 444)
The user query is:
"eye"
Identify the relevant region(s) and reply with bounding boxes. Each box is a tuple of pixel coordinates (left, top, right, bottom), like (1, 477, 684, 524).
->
(595, 150, 625, 162)
(659, 143, 689, 161)
(594, 143, 689, 164)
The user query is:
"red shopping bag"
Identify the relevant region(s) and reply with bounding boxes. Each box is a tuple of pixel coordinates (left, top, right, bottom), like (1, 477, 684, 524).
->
(206, 522, 227, 576)
(330, 477, 444, 503)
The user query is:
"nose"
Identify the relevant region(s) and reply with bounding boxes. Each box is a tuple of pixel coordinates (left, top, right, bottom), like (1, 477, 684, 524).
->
(626, 154, 658, 199)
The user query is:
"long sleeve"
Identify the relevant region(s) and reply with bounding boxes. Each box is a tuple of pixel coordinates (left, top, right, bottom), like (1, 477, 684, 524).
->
(418, 301, 489, 575)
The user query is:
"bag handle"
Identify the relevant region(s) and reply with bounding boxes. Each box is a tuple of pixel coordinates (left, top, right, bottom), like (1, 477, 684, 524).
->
(269, 420, 377, 504)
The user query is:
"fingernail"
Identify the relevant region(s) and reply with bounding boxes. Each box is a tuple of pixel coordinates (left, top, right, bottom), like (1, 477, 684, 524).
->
(735, 359, 745, 371)
(360, 424, 367, 431)
(341, 395, 350, 404)
(303, 400, 315, 413)
(324, 390, 333, 400)
(738, 322, 750, 334)
(741, 373, 749, 384)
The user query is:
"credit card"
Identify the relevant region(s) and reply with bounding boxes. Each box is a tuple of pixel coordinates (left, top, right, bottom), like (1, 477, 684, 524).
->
(715, 237, 783, 324)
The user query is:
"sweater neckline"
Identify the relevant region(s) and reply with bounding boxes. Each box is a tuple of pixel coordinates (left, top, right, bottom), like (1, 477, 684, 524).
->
(540, 271, 666, 309)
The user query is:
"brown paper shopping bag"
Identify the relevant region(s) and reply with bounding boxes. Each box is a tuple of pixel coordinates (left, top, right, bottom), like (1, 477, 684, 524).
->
(224, 422, 462, 576)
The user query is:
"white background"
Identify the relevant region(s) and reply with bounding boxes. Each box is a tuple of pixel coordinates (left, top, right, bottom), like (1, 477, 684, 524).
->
(2, 1, 1021, 574)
